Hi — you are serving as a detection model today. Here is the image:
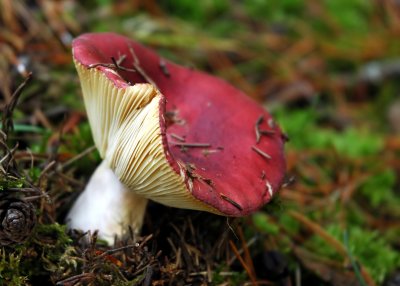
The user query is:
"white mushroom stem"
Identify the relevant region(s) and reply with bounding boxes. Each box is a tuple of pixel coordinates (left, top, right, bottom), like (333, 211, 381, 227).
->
(66, 160, 148, 244)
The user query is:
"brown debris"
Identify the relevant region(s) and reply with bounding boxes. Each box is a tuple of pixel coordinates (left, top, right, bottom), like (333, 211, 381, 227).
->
(255, 115, 264, 143)
(220, 193, 243, 211)
(255, 115, 276, 144)
(128, 45, 159, 90)
(2, 73, 32, 134)
(165, 110, 186, 126)
(202, 148, 222, 157)
(172, 142, 211, 148)
(251, 145, 272, 160)
(88, 55, 137, 73)
(159, 59, 171, 77)
(170, 133, 185, 142)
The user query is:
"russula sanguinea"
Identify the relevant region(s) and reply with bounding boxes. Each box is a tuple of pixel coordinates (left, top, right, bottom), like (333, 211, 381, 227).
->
(67, 32, 286, 243)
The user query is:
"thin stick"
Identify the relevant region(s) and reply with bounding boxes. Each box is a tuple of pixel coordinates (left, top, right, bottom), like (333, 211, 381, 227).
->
(56, 273, 95, 284)
(227, 236, 258, 265)
(6, 187, 41, 193)
(229, 240, 258, 285)
(237, 227, 257, 281)
(139, 233, 154, 247)
(38, 160, 56, 186)
(111, 57, 137, 73)
(289, 210, 347, 256)
(128, 45, 159, 90)
(259, 129, 275, 136)
(220, 193, 243, 211)
(115, 54, 127, 65)
(255, 115, 263, 143)
(202, 149, 222, 157)
(2, 72, 32, 135)
(343, 230, 368, 286)
(171, 142, 211, 148)
(251, 146, 271, 160)
(88, 62, 115, 69)
(57, 145, 97, 171)
(95, 244, 137, 259)
(88, 55, 137, 73)
(159, 59, 170, 77)
(170, 133, 185, 142)
(23, 194, 48, 202)
(268, 118, 275, 128)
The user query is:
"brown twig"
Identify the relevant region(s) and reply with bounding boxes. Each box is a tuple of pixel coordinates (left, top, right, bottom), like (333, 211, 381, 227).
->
(251, 146, 271, 160)
(88, 55, 137, 73)
(289, 210, 347, 256)
(220, 193, 243, 211)
(229, 240, 258, 285)
(255, 115, 276, 144)
(237, 227, 257, 281)
(255, 115, 263, 143)
(2, 72, 32, 135)
(171, 142, 211, 148)
(128, 45, 159, 90)
(56, 145, 97, 171)
(170, 133, 185, 142)
(38, 160, 56, 186)
(159, 59, 170, 77)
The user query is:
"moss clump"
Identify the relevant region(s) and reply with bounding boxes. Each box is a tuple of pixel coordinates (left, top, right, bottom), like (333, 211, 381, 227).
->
(0, 249, 28, 286)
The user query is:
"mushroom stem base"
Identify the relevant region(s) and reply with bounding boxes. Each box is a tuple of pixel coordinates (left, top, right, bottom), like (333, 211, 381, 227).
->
(66, 160, 148, 244)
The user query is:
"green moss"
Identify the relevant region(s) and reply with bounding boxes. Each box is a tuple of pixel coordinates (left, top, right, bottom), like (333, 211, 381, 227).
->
(17, 223, 73, 279)
(160, 0, 229, 26)
(324, 0, 372, 33)
(252, 212, 280, 235)
(358, 168, 400, 217)
(307, 224, 400, 283)
(275, 107, 383, 157)
(212, 264, 247, 285)
(244, 0, 305, 23)
(0, 175, 25, 191)
(0, 249, 28, 286)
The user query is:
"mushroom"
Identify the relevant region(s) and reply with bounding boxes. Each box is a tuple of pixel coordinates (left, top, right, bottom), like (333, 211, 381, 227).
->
(67, 33, 286, 243)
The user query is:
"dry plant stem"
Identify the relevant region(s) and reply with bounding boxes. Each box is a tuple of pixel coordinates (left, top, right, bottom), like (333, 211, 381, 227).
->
(66, 161, 148, 245)
(229, 240, 258, 285)
(220, 193, 243, 210)
(289, 210, 347, 256)
(2, 72, 32, 134)
(227, 236, 258, 266)
(255, 115, 263, 143)
(289, 210, 376, 286)
(170, 133, 185, 142)
(171, 142, 211, 148)
(237, 227, 256, 280)
(57, 145, 96, 171)
(251, 145, 271, 160)
(128, 45, 159, 90)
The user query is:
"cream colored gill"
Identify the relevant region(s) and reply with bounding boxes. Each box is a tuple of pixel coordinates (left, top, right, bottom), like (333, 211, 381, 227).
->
(75, 63, 155, 156)
(74, 62, 220, 214)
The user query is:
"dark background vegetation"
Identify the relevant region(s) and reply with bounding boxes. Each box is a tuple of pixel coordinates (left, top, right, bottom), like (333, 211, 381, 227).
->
(0, 0, 399, 285)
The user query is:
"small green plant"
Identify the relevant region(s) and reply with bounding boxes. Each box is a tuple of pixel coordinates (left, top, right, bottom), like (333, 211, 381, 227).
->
(360, 168, 400, 213)
(0, 249, 28, 286)
(0, 175, 25, 191)
(275, 108, 384, 157)
(307, 224, 400, 284)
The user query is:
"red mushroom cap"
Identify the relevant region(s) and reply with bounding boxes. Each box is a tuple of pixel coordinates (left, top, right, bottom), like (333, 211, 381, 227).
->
(72, 32, 286, 216)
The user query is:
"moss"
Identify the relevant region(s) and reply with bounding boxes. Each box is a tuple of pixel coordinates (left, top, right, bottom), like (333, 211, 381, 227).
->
(0, 174, 25, 192)
(307, 225, 400, 284)
(0, 249, 28, 286)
